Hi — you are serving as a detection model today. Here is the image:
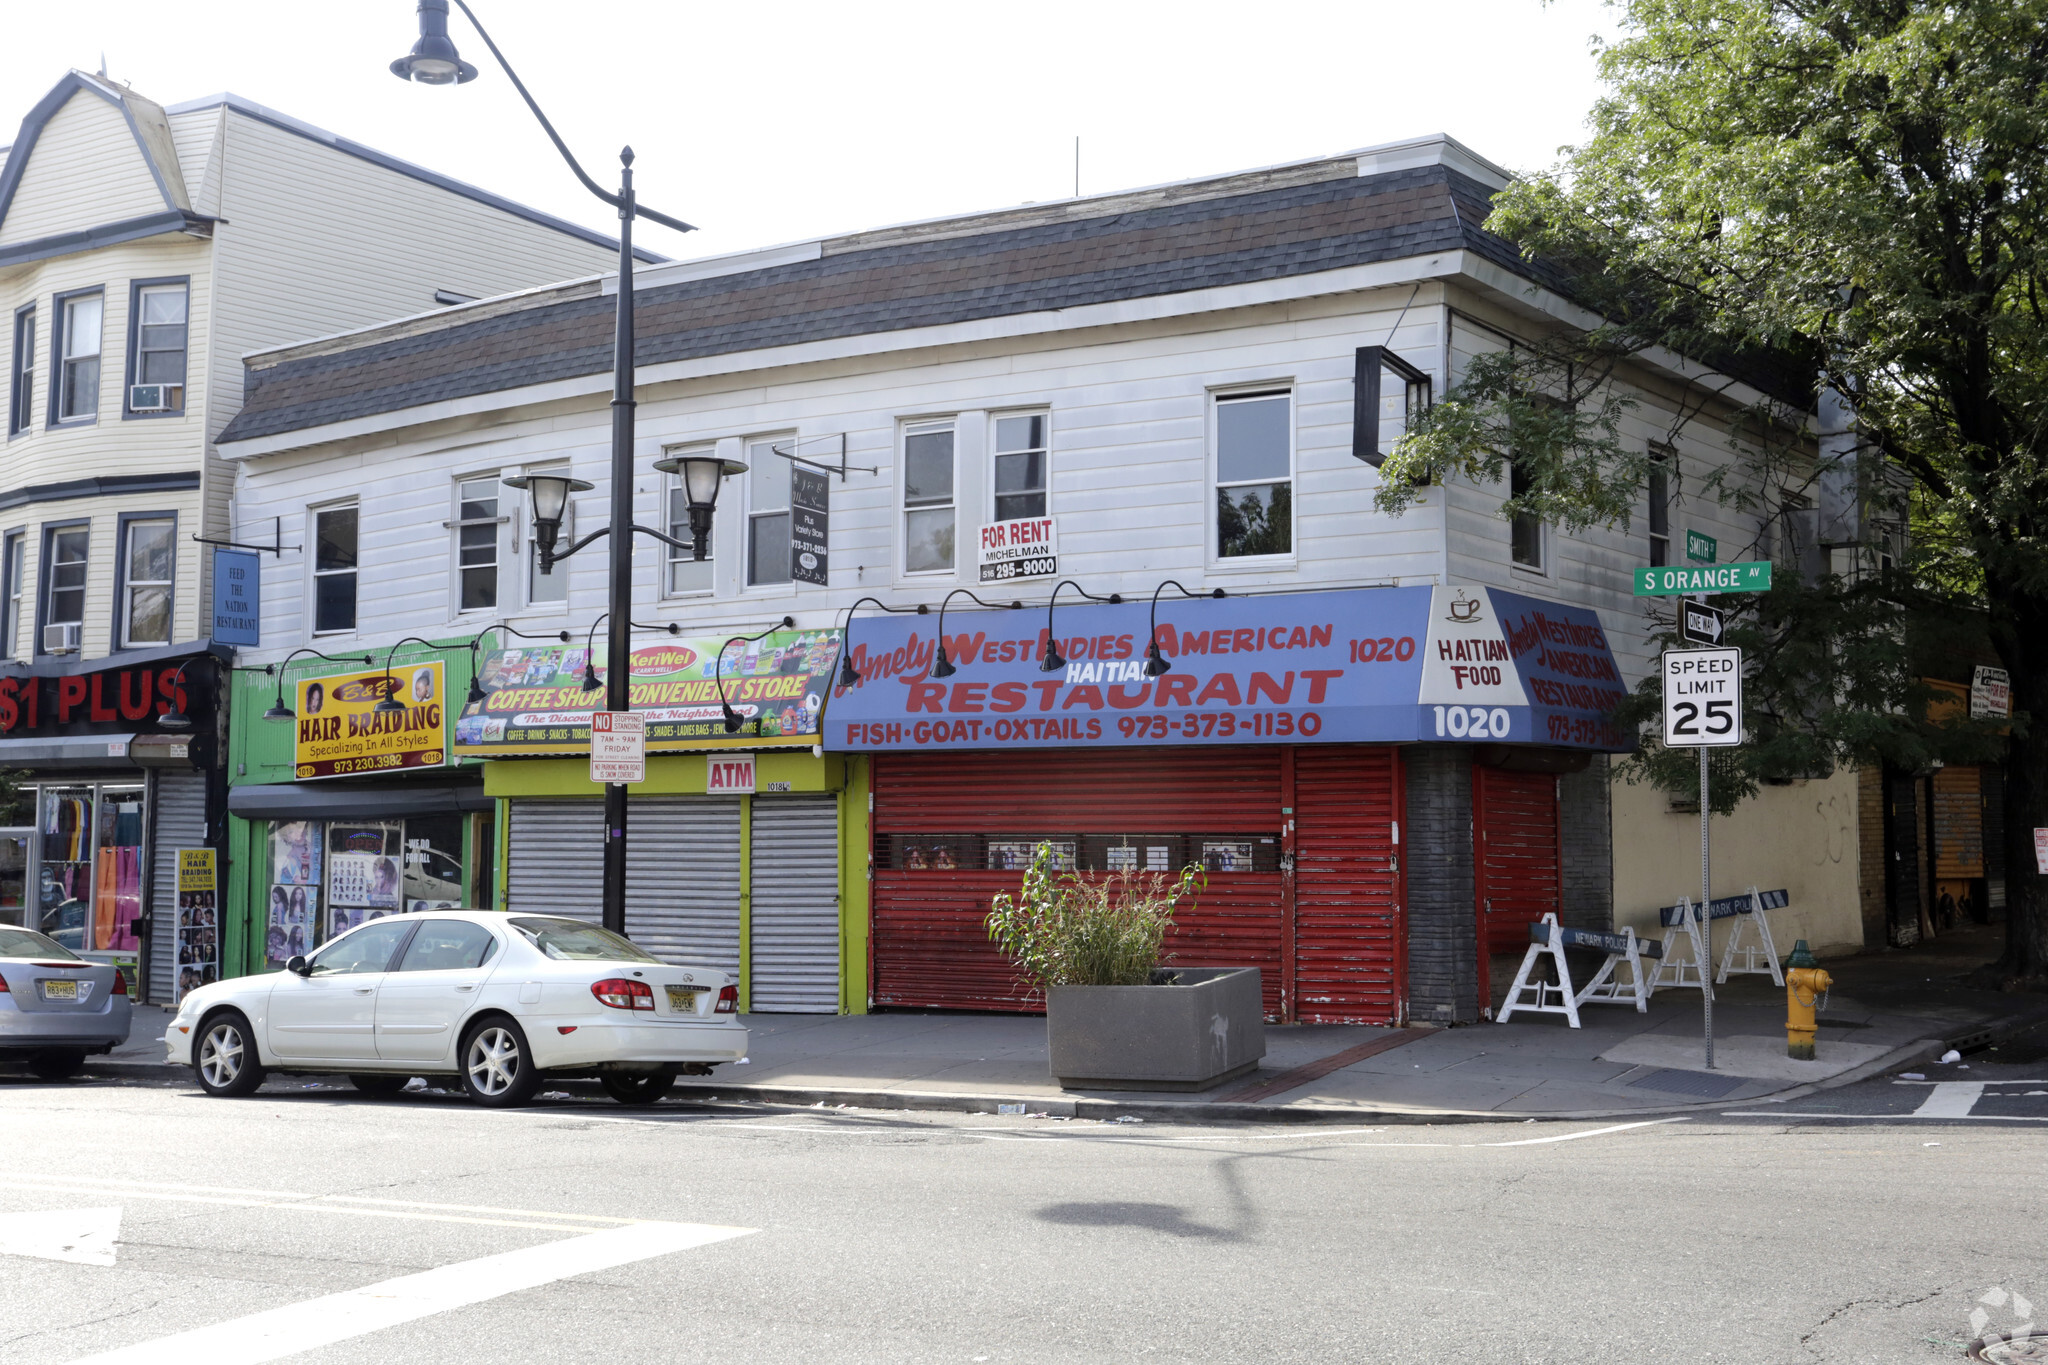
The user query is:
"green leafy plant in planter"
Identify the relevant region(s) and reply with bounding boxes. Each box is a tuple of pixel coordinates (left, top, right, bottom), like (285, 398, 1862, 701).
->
(985, 842, 1205, 993)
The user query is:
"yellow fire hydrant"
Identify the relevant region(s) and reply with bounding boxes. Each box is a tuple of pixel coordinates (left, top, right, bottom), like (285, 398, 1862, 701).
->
(1785, 939, 1832, 1060)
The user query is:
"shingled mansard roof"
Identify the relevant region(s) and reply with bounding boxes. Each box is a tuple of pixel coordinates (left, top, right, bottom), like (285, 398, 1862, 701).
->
(215, 137, 1583, 449)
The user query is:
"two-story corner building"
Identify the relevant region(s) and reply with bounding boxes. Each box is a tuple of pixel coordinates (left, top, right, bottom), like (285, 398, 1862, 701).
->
(214, 134, 1865, 1024)
(0, 69, 645, 1000)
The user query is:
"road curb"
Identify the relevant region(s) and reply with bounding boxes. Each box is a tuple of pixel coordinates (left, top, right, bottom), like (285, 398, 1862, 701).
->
(62, 1008, 2048, 1123)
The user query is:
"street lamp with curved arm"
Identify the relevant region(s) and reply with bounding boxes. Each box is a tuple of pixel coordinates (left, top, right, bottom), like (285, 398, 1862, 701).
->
(1038, 581, 1123, 673)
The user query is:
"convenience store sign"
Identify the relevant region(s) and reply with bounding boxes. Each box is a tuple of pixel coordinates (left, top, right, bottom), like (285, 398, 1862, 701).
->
(824, 585, 1628, 753)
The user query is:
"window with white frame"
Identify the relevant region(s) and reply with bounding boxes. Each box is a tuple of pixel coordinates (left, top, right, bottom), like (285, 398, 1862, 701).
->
(120, 518, 174, 647)
(666, 447, 715, 595)
(992, 413, 1047, 522)
(313, 504, 358, 634)
(9, 308, 32, 436)
(747, 436, 792, 587)
(56, 293, 102, 422)
(129, 283, 188, 410)
(2, 533, 23, 657)
(1213, 389, 1292, 558)
(42, 527, 87, 636)
(454, 477, 502, 611)
(902, 420, 955, 573)
(527, 469, 571, 606)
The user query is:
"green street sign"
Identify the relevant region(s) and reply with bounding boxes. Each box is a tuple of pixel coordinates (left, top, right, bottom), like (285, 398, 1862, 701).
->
(1634, 561, 1773, 596)
(1686, 530, 1717, 563)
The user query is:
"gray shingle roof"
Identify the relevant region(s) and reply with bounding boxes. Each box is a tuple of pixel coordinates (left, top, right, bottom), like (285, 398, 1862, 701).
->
(220, 163, 1539, 445)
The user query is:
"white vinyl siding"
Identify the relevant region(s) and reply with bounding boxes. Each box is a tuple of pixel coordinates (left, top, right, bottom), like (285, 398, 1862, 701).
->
(0, 91, 166, 247)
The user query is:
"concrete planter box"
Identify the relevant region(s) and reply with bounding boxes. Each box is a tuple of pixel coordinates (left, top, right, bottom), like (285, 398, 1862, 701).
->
(1046, 967, 1266, 1091)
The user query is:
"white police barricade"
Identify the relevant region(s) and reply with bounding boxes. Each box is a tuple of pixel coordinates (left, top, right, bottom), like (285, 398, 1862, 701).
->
(1649, 896, 1710, 994)
(1497, 913, 1664, 1028)
(1652, 887, 1789, 991)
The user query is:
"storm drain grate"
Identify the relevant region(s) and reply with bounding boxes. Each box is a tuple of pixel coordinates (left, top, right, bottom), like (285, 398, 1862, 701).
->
(1628, 1068, 1747, 1098)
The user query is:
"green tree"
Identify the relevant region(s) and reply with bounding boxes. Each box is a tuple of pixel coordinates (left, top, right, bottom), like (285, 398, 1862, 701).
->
(1377, 0, 2048, 984)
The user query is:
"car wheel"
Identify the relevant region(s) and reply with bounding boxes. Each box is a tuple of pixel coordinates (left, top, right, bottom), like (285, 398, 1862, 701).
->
(600, 1070, 675, 1105)
(348, 1073, 411, 1096)
(459, 1018, 541, 1108)
(194, 1012, 266, 1097)
(28, 1050, 86, 1080)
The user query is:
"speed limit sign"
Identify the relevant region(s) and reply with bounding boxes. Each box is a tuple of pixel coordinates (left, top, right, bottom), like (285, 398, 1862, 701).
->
(1662, 648, 1742, 747)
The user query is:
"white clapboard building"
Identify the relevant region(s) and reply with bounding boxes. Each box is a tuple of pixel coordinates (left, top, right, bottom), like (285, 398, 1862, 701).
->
(0, 68, 634, 1000)
(214, 135, 1868, 1022)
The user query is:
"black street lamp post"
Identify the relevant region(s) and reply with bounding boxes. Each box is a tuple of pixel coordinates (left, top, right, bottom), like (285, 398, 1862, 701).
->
(392, 0, 737, 937)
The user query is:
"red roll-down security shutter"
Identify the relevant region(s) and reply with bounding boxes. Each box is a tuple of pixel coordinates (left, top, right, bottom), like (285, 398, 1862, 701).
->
(870, 748, 1284, 1014)
(1291, 746, 1404, 1025)
(1473, 764, 1561, 956)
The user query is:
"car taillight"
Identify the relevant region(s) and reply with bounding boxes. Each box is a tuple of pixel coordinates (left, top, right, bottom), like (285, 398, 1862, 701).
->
(0, 974, 9, 993)
(591, 978, 654, 1011)
(111, 972, 128, 998)
(715, 984, 738, 1014)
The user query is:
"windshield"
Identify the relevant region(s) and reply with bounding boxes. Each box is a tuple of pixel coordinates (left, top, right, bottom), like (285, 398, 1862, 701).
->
(0, 927, 80, 960)
(508, 916, 661, 963)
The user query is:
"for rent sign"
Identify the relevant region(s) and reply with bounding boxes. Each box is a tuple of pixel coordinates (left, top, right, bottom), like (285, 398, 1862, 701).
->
(826, 586, 1627, 752)
(977, 516, 1058, 583)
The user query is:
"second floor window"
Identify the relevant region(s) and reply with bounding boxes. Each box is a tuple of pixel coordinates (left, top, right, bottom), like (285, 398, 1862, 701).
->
(121, 518, 174, 647)
(44, 527, 88, 632)
(993, 413, 1048, 522)
(131, 284, 189, 410)
(58, 294, 102, 422)
(748, 437, 792, 587)
(666, 447, 715, 595)
(9, 308, 31, 436)
(2, 533, 22, 657)
(902, 420, 955, 573)
(1509, 456, 1543, 569)
(1214, 390, 1292, 558)
(314, 505, 358, 634)
(1648, 447, 1671, 567)
(455, 478, 499, 611)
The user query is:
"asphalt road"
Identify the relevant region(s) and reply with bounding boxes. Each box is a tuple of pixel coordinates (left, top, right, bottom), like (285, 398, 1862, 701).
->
(2, 1052, 2046, 1365)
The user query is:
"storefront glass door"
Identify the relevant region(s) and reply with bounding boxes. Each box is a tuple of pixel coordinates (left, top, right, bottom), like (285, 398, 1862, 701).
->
(38, 786, 95, 949)
(0, 829, 31, 928)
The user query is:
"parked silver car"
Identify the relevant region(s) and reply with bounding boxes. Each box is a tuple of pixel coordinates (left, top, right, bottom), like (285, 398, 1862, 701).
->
(0, 926, 131, 1078)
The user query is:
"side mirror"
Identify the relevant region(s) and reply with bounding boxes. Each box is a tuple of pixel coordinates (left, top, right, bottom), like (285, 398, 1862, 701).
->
(286, 955, 310, 977)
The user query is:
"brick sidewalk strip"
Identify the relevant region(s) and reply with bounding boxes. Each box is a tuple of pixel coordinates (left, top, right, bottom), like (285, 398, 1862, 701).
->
(1219, 1030, 1431, 1104)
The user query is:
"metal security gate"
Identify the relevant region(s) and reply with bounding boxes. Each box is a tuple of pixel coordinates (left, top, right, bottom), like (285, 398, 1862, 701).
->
(149, 770, 206, 1005)
(1292, 747, 1403, 1025)
(749, 795, 840, 1012)
(871, 748, 1286, 1015)
(1472, 764, 1561, 956)
(507, 797, 742, 979)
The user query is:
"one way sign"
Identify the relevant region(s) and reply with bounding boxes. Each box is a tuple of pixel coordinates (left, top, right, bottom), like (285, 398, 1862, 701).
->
(1680, 599, 1726, 646)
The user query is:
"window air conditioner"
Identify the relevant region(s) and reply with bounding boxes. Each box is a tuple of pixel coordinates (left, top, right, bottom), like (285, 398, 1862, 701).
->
(44, 622, 80, 655)
(129, 384, 181, 412)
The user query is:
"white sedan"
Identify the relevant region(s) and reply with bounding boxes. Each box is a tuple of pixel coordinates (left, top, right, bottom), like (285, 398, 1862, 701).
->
(166, 911, 747, 1107)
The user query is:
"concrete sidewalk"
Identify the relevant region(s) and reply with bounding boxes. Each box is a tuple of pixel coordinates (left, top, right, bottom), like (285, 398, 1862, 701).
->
(678, 924, 2047, 1120)
(82, 923, 2046, 1122)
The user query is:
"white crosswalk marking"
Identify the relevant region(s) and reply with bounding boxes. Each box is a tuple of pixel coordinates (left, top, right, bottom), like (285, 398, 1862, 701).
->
(1913, 1082, 1985, 1117)
(64, 1219, 754, 1365)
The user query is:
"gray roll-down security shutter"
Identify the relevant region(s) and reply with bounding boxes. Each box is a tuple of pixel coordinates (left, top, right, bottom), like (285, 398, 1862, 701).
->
(150, 770, 207, 1004)
(748, 795, 840, 1013)
(507, 797, 741, 980)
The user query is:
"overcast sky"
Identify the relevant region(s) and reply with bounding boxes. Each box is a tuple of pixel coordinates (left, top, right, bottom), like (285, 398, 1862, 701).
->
(4, 1, 1620, 263)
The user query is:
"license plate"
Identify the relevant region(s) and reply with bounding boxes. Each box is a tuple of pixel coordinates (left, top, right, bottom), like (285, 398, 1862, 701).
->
(39, 979, 77, 1001)
(665, 985, 705, 1012)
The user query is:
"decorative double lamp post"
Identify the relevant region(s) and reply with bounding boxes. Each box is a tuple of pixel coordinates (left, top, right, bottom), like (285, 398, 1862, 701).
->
(392, 0, 744, 936)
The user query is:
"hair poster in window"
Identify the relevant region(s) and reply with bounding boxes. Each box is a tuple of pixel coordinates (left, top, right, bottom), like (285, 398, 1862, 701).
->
(174, 848, 218, 1004)
(293, 662, 446, 780)
(328, 853, 401, 914)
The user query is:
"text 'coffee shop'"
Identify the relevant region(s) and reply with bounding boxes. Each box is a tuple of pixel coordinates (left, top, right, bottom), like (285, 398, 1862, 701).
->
(826, 586, 1628, 1026)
